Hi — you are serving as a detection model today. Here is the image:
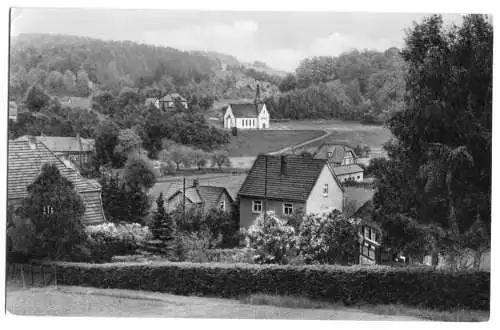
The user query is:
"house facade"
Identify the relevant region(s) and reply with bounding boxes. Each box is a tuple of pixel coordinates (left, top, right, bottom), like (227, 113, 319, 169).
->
(145, 97, 160, 109)
(237, 154, 344, 228)
(333, 164, 365, 183)
(15, 135, 95, 170)
(9, 101, 18, 121)
(7, 138, 106, 228)
(166, 180, 234, 213)
(159, 93, 188, 110)
(314, 144, 364, 182)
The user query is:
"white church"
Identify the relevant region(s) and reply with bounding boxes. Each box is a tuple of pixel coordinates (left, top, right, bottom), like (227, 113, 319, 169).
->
(223, 86, 270, 130)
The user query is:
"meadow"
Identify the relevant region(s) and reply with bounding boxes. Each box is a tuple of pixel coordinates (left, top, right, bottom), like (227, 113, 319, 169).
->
(226, 129, 325, 157)
(222, 120, 392, 158)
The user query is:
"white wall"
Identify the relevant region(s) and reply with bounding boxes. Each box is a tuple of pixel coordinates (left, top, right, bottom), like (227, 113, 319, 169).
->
(306, 165, 344, 214)
(338, 171, 364, 183)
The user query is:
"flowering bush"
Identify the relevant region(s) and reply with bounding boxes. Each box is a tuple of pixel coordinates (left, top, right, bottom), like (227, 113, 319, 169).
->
(297, 210, 359, 265)
(245, 211, 296, 264)
(84, 223, 152, 262)
(85, 222, 152, 243)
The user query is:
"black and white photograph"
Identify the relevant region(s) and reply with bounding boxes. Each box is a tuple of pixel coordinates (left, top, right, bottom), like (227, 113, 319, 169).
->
(2, 2, 494, 322)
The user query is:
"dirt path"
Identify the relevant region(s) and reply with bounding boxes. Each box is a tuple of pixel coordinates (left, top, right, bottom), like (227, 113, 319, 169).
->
(6, 286, 421, 320)
(268, 130, 332, 155)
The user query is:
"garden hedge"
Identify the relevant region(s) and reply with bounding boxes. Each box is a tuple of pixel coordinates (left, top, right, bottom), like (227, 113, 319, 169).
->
(48, 261, 490, 310)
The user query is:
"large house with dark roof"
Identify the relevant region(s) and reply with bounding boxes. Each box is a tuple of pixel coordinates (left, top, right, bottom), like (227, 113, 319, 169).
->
(166, 179, 234, 213)
(159, 93, 188, 110)
(223, 86, 270, 130)
(314, 143, 364, 182)
(7, 138, 106, 226)
(15, 135, 95, 170)
(237, 154, 344, 227)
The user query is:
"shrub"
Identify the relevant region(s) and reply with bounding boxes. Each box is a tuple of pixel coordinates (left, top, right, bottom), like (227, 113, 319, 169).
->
(49, 261, 490, 310)
(245, 211, 296, 264)
(297, 210, 359, 265)
(84, 223, 152, 262)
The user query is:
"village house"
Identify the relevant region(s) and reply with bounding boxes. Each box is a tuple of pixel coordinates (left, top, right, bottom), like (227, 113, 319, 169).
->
(145, 97, 160, 109)
(237, 154, 344, 228)
(223, 86, 270, 130)
(55, 96, 92, 110)
(166, 179, 234, 213)
(15, 135, 95, 170)
(7, 138, 106, 227)
(352, 200, 435, 266)
(314, 143, 364, 182)
(9, 101, 18, 121)
(159, 93, 188, 110)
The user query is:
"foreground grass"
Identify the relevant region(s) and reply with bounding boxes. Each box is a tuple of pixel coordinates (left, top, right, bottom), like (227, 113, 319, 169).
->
(240, 294, 489, 322)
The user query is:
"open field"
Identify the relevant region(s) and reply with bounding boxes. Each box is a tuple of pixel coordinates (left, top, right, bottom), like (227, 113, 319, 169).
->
(6, 285, 421, 320)
(226, 130, 325, 157)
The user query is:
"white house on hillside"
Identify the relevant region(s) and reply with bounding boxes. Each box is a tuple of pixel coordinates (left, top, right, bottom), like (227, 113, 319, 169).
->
(223, 85, 270, 129)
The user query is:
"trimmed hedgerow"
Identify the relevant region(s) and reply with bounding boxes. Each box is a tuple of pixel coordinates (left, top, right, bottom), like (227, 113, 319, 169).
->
(49, 261, 490, 310)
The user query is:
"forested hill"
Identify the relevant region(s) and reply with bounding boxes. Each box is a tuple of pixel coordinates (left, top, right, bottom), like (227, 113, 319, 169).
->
(10, 33, 406, 124)
(265, 47, 406, 124)
(9, 33, 282, 102)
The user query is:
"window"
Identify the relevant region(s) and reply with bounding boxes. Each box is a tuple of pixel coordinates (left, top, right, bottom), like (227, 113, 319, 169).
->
(283, 203, 293, 215)
(327, 152, 333, 158)
(252, 200, 262, 213)
(364, 226, 370, 239)
(370, 229, 377, 241)
(357, 176, 360, 180)
(219, 200, 225, 211)
(323, 184, 328, 197)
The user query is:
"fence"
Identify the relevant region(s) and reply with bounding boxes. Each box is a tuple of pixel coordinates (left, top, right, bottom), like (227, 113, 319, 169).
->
(7, 263, 59, 289)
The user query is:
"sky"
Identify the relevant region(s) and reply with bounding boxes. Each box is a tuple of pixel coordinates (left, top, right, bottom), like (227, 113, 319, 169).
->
(10, 8, 465, 71)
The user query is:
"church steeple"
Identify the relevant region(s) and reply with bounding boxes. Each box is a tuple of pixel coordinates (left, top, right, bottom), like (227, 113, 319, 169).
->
(254, 84, 262, 105)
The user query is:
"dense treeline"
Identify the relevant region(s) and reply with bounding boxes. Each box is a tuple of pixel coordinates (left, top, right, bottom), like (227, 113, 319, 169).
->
(9, 34, 282, 102)
(369, 14, 492, 266)
(266, 48, 405, 123)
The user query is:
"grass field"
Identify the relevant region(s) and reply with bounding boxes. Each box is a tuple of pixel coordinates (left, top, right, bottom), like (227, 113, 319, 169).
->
(271, 119, 392, 153)
(6, 286, 422, 320)
(226, 130, 325, 157)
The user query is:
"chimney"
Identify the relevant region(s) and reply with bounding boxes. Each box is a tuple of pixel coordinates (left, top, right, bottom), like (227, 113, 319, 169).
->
(27, 136, 37, 150)
(280, 155, 287, 176)
(193, 179, 199, 188)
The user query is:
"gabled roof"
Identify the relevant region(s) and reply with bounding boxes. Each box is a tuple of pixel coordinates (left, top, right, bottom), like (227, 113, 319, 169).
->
(160, 93, 187, 102)
(8, 139, 101, 200)
(167, 185, 233, 209)
(15, 135, 95, 153)
(227, 103, 265, 118)
(55, 96, 92, 109)
(352, 200, 380, 230)
(314, 143, 355, 163)
(238, 154, 343, 202)
(333, 164, 364, 176)
(145, 98, 159, 106)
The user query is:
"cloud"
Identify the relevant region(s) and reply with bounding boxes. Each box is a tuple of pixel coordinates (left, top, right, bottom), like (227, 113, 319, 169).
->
(309, 32, 400, 56)
(143, 20, 259, 52)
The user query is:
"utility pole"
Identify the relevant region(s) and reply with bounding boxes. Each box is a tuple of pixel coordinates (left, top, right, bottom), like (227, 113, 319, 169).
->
(182, 176, 186, 225)
(264, 155, 268, 224)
